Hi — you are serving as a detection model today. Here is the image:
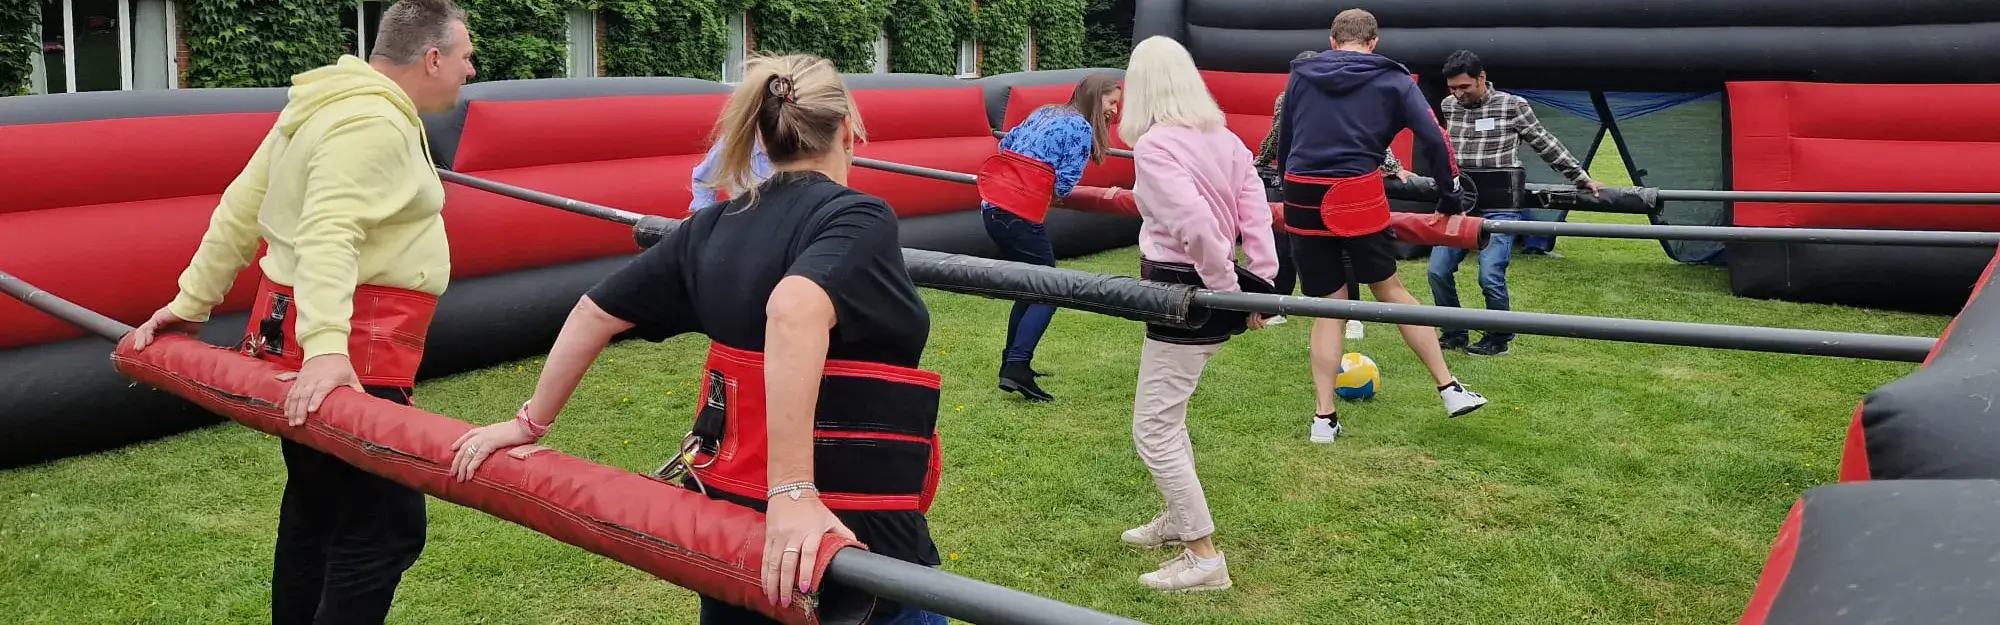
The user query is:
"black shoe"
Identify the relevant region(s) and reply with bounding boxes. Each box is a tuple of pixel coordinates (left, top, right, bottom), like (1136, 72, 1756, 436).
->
(1030, 366, 1049, 378)
(999, 362, 1054, 401)
(1440, 334, 1470, 351)
(1467, 336, 1510, 356)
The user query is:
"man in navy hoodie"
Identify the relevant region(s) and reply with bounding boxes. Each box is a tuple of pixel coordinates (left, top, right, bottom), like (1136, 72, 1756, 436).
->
(1276, 8, 1488, 444)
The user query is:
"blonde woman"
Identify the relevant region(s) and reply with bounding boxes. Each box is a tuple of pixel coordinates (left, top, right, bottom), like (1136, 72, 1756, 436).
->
(448, 53, 948, 625)
(1113, 35, 1279, 593)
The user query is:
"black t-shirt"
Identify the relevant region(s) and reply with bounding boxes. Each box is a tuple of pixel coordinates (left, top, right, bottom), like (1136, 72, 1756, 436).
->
(585, 171, 939, 566)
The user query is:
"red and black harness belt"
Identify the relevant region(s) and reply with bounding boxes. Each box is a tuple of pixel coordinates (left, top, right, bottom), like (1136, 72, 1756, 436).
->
(240, 276, 435, 388)
(976, 149, 1059, 224)
(1281, 171, 1393, 237)
(683, 342, 944, 514)
(109, 334, 874, 625)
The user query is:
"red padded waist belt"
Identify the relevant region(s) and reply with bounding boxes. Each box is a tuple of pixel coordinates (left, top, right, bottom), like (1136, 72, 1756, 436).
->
(110, 334, 873, 625)
(689, 342, 944, 513)
(242, 276, 436, 388)
(976, 149, 1059, 224)
(1282, 172, 1392, 237)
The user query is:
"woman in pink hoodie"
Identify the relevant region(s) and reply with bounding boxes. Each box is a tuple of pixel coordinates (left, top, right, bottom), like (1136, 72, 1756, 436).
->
(1111, 35, 1280, 594)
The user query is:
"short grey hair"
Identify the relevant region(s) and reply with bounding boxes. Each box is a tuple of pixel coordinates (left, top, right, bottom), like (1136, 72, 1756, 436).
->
(371, 0, 468, 65)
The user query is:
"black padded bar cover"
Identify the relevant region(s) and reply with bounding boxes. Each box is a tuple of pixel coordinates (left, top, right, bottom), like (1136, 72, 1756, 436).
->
(1185, 0, 2000, 29)
(1763, 480, 2000, 624)
(1383, 175, 1657, 214)
(1857, 253, 2000, 479)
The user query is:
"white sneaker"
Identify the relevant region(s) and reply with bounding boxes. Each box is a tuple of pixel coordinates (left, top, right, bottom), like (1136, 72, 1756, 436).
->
(1121, 513, 1184, 549)
(1266, 315, 1288, 325)
(1440, 379, 1487, 417)
(1310, 416, 1341, 444)
(1345, 320, 1364, 340)
(1140, 550, 1232, 593)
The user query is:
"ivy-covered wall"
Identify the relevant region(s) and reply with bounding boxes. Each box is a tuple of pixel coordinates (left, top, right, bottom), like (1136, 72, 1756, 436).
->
(181, 0, 350, 88)
(1081, 0, 1131, 69)
(0, 0, 34, 95)
(0, 0, 1104, 97)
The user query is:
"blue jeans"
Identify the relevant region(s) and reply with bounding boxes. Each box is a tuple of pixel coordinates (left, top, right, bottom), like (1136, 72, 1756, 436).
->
(983, 206, 1057, 364)
(1427, 210, 1520, 342)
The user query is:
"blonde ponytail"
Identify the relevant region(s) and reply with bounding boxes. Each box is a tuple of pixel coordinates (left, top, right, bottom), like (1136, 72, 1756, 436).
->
(704, 53, 863, 208)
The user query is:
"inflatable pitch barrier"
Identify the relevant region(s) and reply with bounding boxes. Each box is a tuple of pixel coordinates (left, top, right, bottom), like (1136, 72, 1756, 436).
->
(108, 333, 876, 625)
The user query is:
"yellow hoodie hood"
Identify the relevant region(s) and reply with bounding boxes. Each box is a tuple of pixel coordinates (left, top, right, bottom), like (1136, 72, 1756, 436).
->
(276, 55, 423, 138)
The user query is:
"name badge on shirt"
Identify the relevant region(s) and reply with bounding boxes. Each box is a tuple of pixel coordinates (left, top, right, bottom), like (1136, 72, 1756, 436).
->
(1474, 117, 1497, 132)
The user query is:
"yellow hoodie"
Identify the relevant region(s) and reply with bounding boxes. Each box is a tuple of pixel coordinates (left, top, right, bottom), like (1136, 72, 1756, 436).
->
(168, 55, 450, 362)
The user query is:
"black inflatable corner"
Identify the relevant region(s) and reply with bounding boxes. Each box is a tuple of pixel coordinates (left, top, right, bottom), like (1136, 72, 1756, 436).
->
(1855, 252, 2000, 480)
(1727, 241, 1996, 315)
(1760, 480, 2000, 624)
(0, 255, 632, 470)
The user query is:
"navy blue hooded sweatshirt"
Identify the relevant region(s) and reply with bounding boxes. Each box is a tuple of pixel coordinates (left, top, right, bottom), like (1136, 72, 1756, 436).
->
(1276, 50, 1461, 194)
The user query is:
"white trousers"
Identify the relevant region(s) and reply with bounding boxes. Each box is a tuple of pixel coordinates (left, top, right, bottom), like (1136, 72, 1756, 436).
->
(1132, 338, 1224, 541)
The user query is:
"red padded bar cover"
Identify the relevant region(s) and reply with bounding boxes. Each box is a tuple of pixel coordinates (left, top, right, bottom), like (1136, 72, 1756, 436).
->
(1737, 498, 1806, 625)
(1060, 186, 1139, 218)
(109, 334, 872, 625)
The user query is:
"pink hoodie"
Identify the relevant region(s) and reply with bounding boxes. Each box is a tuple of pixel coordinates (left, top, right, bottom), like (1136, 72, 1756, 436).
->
(1131, 124, 1280, 292)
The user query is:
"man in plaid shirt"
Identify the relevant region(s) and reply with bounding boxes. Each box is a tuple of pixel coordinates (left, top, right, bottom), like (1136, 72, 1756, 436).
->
(1406, 50, 1601, 356)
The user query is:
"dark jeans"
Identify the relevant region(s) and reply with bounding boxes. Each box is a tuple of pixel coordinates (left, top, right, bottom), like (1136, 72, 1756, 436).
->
(1427, 210, 1521, 342)
(699, 595, 949, 624)
(983, 206, 1057, 364)
(272, 386, 428, 625)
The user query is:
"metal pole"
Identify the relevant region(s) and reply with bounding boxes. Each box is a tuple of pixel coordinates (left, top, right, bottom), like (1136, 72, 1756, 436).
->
(850, 157, 979, 185)
(437, 169, 644, 226)
(0, 269, 1155, 625)
(824, 550, 1150, 625)
(0, 271, 133, 342)
(1484, 220, 2000, 248)
(1191, 291, 1936, 363)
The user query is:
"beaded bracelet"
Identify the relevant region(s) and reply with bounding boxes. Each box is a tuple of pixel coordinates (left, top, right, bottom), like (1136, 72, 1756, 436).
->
(767, 481, 819, 501)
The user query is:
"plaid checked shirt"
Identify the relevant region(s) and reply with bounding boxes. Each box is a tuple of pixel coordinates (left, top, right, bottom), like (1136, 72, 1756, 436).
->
(1424, 86, 1591, 184)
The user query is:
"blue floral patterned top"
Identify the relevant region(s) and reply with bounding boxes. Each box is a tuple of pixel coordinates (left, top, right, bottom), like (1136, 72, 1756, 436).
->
(988, 106, 1097, 209)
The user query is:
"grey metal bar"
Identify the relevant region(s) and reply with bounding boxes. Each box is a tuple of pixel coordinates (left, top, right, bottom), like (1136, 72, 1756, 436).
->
(0, 267, 1155, 625)
(0, 271, 133, 342)
(851, 157, 978, 185)
(437, 169, 644, 226)
(1485, 220, 2000, 248)
(825, 550, 1149, 625)
(1191, 291, 1936, 363)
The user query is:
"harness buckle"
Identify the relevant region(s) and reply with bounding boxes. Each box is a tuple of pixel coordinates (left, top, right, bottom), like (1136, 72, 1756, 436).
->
(652, 432, 709, 495)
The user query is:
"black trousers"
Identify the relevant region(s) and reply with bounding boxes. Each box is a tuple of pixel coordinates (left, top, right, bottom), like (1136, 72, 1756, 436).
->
(272, 386, 428, 625)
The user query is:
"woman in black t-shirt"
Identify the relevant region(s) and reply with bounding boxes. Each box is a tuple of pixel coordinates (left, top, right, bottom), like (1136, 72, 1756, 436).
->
(445, 53, 946, 625)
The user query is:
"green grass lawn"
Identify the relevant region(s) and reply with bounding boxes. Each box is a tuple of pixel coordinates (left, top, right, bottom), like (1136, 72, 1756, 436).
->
(0, 208, 1950, 624)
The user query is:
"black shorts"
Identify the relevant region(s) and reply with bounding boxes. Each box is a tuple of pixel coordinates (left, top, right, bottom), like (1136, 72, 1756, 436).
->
(1289, 230, 1399, 297)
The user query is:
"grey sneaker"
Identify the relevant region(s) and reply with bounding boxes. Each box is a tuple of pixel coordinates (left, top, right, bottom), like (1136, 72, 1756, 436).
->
(1121, 513, 1184, 549)
(1140, 550, 1232, 593)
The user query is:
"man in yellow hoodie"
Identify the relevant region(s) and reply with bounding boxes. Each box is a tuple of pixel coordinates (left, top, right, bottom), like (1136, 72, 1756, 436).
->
(129, 1, 475, 622)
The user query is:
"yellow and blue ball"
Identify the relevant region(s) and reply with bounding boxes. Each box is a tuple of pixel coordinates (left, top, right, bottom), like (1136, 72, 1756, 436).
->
(1335, 352, 1380, 400)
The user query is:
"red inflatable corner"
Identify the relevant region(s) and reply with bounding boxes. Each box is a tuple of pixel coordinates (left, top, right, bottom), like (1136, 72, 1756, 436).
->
(1737, 497, 1806, 625)
(109, 334, 874, 625)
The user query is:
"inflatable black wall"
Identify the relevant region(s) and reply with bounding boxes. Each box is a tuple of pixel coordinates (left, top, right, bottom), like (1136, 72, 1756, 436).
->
(1135, 0, 2000, 91)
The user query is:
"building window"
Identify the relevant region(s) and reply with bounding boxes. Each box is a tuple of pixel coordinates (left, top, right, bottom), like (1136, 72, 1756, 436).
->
(955, 39, 976, 78)
(565, 8, 596, 78)
(722, 12, 747, 83)
(32, 0, 177, 94)
(341, 1, 387, 58)
(871, 26, 889, 74)
(1020, 27, 1034, 72)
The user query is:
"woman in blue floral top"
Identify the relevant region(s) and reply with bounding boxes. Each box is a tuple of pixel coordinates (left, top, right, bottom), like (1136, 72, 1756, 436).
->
(978, 74, 1122, 402)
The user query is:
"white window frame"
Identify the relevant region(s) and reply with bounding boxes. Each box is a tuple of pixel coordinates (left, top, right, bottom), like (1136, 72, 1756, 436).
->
(722, 12, 748, 83)
(355, 0, 369, 57)
(954, 39, 976, 78)
(37, 0, 172, 94)
(871, 26, 889, 74)
(1020, 28, 1034, 73)
(564, 8, 597, 78)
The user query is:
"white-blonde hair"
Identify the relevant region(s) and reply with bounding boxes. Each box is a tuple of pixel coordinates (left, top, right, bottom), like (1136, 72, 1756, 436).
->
(1118, 35, 1226, 146)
